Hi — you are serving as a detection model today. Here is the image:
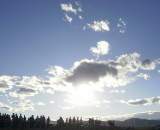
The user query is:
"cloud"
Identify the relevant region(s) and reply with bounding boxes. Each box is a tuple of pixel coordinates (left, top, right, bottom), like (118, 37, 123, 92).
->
(0, 43, 159, 111)
(47, 52, 158, 89)
(0, 101, 12, 111)
(84, 20, 110, 32)
(37, 102, 45, 106)
(45, 88, 55, 94)
(60, 2, 83, 23)
(15, 76, 44, 91)
(117, 18, 127, 34)
(120, 97, 160, 106)
(137, 73, 150, 80)
(109, 89, 126, 94)
(64, 14, 72, 23)
(0, 75, 19, 92)
(49, 100, 55, 104)
(141, 59, 156, 70)
(60, 3, 77, 14)
(90, 41, 110, 58)
(9, 87, 38, 99)
(11, 99, 34, 112)
(0, 99, 34, 112)
(65, 59, 118, 85)
(116, 52, 141, 72)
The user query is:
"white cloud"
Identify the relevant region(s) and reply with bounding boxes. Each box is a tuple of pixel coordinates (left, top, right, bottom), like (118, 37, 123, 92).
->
(46, 88, 55, 94)
(47, 52, 158, 89)
(85, 20, 110, 32)
(0, 75, 19, 92)
(9, 87, 38, 99)
(0, 101, 12, 111)
(109, 89, 126, 94)
(117, 18, 127, 34)
(60, 3, 77, 14)
(37, 102, 45, 106)
(11, 99, 34, 112)
(60, 2, 83, 23)
(64, 14, 72, 23)
(15, 76, 44, 91)
(90, 41, 110, 58)
(78, 15, 83, 20)
(116, 52, 141, 72)
(49, 100, 55, 104)
(0, 99, 34, 112)
(0, 43, 159, 111)
(137, 73, 150, 80)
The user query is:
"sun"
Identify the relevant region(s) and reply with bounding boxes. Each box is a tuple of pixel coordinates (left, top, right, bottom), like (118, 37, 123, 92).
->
(67, 85, 96, 106)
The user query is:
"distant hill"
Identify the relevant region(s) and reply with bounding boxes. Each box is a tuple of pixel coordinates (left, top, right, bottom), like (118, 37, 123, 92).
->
(131, 112, 160, 120)
(114, 118, 160, 127)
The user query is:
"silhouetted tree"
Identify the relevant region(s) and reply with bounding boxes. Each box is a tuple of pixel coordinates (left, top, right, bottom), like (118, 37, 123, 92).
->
(47, 116, 50, 128)
(108, 120, 115, 127)
(89, 118, 95, 127)
(57, 117, 64, 127)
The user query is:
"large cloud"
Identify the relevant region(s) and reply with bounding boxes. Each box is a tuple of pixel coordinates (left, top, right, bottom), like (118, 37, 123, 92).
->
(47, 52, 158, 89)
(66, 59, 117, 84)
(0, 50, 159, 112)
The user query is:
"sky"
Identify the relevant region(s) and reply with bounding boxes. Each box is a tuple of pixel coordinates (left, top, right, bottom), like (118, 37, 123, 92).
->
(0, 0, 160, 120)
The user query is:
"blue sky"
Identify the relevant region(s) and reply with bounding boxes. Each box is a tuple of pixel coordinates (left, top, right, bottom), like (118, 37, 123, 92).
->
(0, 0, 160, 120)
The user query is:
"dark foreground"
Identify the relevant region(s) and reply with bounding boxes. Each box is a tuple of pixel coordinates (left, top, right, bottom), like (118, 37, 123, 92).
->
(0, 126, 158, 130)
(0, 113, 160, 130)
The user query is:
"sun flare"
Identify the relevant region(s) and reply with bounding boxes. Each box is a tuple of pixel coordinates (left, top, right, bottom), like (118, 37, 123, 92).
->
(67, 85, 96, 106)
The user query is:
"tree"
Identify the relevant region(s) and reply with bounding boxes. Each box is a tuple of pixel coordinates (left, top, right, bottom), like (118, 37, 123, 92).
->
(47, 116, 50, 128)
(57, 117, 64, 127)
(108, 120, 115, 127)
(89, 118, 95, 127)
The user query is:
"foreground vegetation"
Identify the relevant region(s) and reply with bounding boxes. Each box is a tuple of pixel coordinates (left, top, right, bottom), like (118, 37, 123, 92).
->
(0, 113, 159, 130)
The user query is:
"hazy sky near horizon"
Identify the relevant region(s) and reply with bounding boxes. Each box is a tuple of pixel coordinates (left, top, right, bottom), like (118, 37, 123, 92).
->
(0, 0, 160, 120)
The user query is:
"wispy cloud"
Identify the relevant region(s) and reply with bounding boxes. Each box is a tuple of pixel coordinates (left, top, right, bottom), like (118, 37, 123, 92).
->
(120, 97, 160, 106)
(117, 18, 127, 34)
(137, 73, 150, 80)
(84, 20, 110, 32)
(60, 2, 83, 23)
(63, 14, 72, 23)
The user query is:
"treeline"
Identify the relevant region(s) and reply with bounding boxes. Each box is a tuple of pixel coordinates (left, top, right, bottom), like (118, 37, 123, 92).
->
(0, 113, 50, 129)
(0, 112, 116, 130)
(0, 113, 156, 130)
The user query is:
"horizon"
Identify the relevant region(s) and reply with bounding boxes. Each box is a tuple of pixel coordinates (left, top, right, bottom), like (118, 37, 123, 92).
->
(0, 0, 160, 121)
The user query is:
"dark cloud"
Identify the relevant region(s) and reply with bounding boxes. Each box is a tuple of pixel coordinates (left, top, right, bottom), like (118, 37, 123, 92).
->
(17, 88, 36, 94)
(66, 60, 118, 84)
(121, 97, 160, 106)
(141, 59, 156, 70)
